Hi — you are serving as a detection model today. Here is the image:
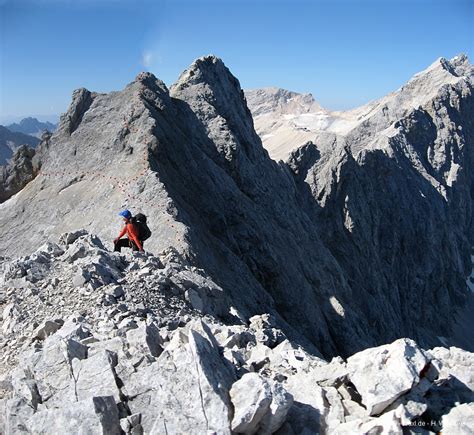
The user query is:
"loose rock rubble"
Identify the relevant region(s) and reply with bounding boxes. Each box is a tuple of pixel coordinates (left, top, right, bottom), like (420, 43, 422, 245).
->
(0, 230, 229, 376)
(1, 231, 473, 434)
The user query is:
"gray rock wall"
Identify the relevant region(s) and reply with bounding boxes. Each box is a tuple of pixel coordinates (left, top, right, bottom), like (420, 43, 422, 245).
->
(286, 57, 473, 350)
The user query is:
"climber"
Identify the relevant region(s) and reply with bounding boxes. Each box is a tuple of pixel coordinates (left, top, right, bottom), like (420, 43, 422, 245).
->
(113, 210, 144, 253)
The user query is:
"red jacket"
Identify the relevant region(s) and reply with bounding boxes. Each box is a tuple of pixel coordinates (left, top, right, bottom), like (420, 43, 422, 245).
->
(117, 222, 143, 250)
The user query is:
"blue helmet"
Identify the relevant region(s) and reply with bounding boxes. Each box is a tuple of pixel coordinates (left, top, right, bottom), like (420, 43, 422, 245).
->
(119, 210, 132, 219)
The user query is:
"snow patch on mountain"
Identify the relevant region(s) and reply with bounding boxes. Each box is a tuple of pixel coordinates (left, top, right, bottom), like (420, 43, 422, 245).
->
(246, 54, 473, 161)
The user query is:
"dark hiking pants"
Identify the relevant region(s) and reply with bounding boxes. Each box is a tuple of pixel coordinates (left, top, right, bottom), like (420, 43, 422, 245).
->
(113, 238, 143, 252)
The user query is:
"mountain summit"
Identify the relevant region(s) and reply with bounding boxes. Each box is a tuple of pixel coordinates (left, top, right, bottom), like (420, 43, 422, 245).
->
(247, 54, 473, 161)
(245, 87, 321, 117)
(7, 117, 57, 138)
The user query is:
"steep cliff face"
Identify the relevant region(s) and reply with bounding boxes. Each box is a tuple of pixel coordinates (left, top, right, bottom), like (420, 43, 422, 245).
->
(0, 55, 471, 358)
(0, 125, 40, 165)
(0, 145, 37, 203)
(286, 55, 474, 349)
(145, 56, 371, 356)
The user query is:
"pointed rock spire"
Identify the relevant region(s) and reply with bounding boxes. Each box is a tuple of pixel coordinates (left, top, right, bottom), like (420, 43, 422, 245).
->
(171, 55, 266, 164)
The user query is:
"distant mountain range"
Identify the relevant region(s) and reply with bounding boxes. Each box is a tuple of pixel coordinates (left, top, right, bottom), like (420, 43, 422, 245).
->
(7, 117, 57, 138)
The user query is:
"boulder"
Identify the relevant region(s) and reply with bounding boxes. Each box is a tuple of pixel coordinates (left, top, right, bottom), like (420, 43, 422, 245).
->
(249, 314, 285, 348)
(259, 381, 294, 434)
(73, 268, 89, 287)
(427, 346, 474, 390)
(26, 396, 121, 434)
(33, 320, 62, 340)
(331, 409, 403, 435)
(71, 350, 122, 403)
(267, 339, 326, 375)
(441, 403, 474, 435)
(30, 338, 88, 408)
(58, 230, 89, 247)
(230, 373, 272, 433)
(1, 397, 35, 435)
(127, 320, 235, 434)
(185, 288, 204, 312)
(126, 322, 163, 357)
(346, 338, 429, 415)
(10, 367, 42, 409)
(54, 317, 92, 341)
(282, 372, 328, 434)
(246, 343, 272, 371)
(36, 242, 64, 257)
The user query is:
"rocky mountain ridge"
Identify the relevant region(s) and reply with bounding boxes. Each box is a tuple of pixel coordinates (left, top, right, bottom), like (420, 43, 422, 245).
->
(244, 87, 321, 118)
(0, 53, 472, 433)
(246, 54, 473, 161)
(283, 54, 474, 354)
(0, 55, 472, 359)
(0, 59, 368, 359)
(248, 54, 474, 351)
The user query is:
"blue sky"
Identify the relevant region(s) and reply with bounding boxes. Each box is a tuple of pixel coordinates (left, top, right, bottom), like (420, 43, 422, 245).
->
(0, 0, 472, 123)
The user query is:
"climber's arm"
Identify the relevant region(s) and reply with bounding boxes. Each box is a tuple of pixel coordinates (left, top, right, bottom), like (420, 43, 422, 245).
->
(114, 225, 127, 243)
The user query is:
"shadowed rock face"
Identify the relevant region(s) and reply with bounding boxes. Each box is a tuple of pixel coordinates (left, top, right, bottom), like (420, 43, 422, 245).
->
(0, 125, 40, 165)
(285, 55, 474, 350)
(0, 146, 36, 203)
(0, 55, 472, 358)
(0, 132, 51, 204)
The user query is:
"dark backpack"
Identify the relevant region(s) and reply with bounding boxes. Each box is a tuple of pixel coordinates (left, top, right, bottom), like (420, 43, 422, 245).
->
(132, 213, 152, 241)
